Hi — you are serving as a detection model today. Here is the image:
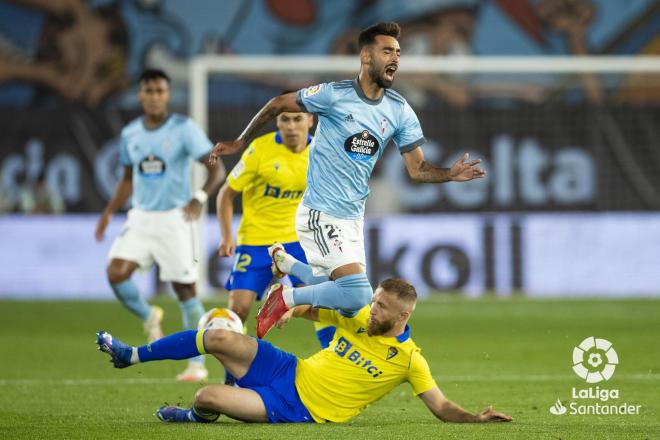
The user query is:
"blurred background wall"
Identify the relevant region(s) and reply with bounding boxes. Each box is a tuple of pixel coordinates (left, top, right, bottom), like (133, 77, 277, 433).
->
(1, 0, 659, 298)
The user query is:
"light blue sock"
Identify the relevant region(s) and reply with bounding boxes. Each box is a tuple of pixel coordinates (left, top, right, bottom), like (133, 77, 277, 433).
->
(292, 273, 373, 317)
(111, 280, 151, 320)
(180, 297, 205, 365)
(291, 261, 330, 285)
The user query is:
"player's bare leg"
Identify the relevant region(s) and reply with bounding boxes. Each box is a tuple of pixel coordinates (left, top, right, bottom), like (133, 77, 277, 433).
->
(192, 384, 268, 422)
(172, 282, 207, 382)
(224, 289, 256, 385)
(228, 289, 257, 324)
(157, 332, 265, 423)
(107, 258, 163, 341)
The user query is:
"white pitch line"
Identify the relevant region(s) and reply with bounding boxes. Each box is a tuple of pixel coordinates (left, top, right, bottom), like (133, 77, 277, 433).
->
(0, 374, 658, 386)
(435, 374, 660, 382)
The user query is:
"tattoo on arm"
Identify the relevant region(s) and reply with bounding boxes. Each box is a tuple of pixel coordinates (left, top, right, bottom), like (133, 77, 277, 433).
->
(238, 102, 281, 145)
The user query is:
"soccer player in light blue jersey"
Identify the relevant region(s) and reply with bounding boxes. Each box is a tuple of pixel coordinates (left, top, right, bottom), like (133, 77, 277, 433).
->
(210, 22, 486, 338)
(95, 69, 225, 381)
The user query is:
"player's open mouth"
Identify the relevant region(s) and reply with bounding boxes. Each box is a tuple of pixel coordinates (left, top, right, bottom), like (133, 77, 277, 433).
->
(384, 66, 397, 80)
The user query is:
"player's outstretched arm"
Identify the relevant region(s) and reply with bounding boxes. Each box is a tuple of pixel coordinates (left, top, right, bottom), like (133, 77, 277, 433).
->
(402, 148, 486, 183)
(419, 387, 512, 423)
(210, 92, 302, 160)
(216, 182, 239, 257)
(275, 305, 319, 329)
(95, 166, 132, 241)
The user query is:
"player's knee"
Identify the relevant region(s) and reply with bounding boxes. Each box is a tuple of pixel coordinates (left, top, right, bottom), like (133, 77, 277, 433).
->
(107, 265, 130, 284)
(203, 329, 236, 353)
(230, 305, 250, 323)
(194, 386, 221, 409)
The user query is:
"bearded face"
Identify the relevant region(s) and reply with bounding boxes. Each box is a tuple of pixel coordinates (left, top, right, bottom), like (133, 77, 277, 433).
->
(365, 35, 399, 89)
(367, 313, 396, 336)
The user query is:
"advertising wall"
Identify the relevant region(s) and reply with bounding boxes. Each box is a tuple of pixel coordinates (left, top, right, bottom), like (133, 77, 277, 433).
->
(1, 213, 658, 299)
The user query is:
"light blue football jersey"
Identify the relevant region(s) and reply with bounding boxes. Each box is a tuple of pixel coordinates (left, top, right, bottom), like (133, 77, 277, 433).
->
(119, 114, 212, 211)
(297, 79, 425, 219)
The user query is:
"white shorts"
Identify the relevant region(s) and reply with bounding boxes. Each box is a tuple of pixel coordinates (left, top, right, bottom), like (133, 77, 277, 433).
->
(108, 208, 198, 283)
(295, 204, 366, 277)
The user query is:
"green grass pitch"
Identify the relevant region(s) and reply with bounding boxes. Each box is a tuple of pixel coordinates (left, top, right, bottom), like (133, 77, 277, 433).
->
(1, 296, 658, 439)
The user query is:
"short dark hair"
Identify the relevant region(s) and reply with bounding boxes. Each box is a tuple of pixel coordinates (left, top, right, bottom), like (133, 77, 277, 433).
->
(139, 68, 170, 84)
(378, 278, 417, 304)
(358, 22, 401, 49)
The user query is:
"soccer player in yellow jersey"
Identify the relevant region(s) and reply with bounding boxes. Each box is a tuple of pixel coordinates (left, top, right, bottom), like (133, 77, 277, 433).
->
(97, 278, 512, 425)
(216, 110, 336, 355)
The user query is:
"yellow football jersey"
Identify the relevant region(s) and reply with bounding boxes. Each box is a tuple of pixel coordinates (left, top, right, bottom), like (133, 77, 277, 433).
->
(294, 307, 437, 423)
(227, 132, 309, 246)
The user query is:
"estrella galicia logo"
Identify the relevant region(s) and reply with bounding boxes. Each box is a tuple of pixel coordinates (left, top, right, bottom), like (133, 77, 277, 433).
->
(139, 155, 166, 178)
(344, 130, 379, 161)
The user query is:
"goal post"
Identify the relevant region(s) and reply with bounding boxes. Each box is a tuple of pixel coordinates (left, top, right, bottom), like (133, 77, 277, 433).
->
(190, 55, 660, 133)
(189, 55, 660, 296)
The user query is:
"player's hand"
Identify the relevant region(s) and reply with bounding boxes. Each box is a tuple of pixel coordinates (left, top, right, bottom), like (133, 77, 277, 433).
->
(182, 199, 203, 221)
(209, 139, 245, 164)
(218, 238, 236, 257)
(95, 212, 111, 241)
(475, 405, 513, 423)
(449, 153, 486, 182)
(275, 308, 295, 329)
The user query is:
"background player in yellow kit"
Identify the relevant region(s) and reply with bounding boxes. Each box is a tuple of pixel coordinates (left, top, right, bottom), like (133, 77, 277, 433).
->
(97, 278, 512, 425)
(216, 109, 336, 356)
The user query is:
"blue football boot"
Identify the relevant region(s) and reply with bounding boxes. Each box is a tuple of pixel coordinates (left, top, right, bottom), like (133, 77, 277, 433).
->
(155, 406, 218, 423)
(96, 331, 133, 368)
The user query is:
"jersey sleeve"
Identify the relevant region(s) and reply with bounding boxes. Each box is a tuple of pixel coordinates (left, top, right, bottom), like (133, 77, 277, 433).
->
(119, 133, 132, 167)
(227, 144, 260, 192)
(297, 83, 333, 115)
(394, 101, 426, 154)
(183, 118, 213, 160)
(407, 350, 437, 396)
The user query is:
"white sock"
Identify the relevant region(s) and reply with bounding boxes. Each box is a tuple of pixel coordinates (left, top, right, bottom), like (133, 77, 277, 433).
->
(282, 287, 295, 308)
(130, 347, 139, 364)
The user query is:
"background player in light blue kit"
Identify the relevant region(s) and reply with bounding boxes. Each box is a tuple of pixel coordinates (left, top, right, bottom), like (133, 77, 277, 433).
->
(95, 69, 225, 381)
(211, 23, 486, 338)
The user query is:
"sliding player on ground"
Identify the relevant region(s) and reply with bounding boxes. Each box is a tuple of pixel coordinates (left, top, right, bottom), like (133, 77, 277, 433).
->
(97, 278, 512, 425)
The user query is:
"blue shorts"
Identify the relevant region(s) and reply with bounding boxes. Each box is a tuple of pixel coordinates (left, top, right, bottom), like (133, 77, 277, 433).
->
(237, 339, 314, 423)
(224, 242, 307, 299)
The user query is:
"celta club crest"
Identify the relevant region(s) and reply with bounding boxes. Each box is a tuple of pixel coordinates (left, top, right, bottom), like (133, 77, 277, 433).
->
(380, 118, 388, 135)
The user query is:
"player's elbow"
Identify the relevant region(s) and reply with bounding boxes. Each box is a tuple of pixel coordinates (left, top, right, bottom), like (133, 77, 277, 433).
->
(406, 166, 424, 183)
(268, 93, 300, 114)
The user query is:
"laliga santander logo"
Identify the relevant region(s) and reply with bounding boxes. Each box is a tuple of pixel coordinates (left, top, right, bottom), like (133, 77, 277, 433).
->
(572, 337, 618, 383)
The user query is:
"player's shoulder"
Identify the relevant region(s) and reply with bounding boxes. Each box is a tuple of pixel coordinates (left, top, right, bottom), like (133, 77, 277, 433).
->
(384, 88, 408, 106)
(121, 116, 144, 137)
(330, 79, 354, 90)
(169, 113, 198, 130)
